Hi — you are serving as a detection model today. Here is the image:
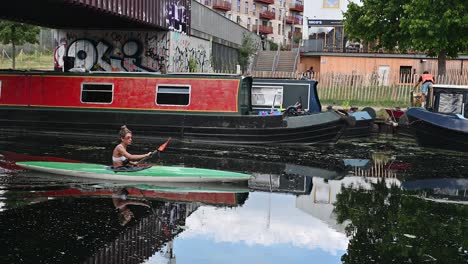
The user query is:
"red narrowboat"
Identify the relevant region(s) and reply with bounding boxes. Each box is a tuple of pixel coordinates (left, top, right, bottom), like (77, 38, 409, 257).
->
(0, 70, 348, 145)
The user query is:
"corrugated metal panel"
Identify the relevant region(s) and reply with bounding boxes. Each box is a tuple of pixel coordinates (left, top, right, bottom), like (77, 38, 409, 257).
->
(65, 0, 190, 31)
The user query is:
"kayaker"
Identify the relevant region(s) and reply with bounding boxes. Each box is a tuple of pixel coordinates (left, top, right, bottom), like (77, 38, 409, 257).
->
(112, 125, 152, 167)
(112, 188, 150, 226)
(413, 71, 435, 108)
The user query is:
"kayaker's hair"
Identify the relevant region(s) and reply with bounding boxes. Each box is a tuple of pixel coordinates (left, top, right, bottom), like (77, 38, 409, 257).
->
(119, 125, 132, 139)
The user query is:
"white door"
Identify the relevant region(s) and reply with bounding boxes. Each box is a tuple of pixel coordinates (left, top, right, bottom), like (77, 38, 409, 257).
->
(378, 65, 390, 86)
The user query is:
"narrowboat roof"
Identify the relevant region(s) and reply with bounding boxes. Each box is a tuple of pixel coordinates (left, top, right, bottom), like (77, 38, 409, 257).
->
(433, 84, 468, 90)
(0, 69, 247, 80)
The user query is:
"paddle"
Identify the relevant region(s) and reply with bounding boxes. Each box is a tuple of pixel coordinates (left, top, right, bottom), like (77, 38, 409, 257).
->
(138, 137, 172, 164)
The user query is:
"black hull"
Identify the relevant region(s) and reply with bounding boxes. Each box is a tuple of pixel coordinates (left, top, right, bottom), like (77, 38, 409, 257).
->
(0, 108, 347, 145)
(341, 119, 374, 139)
(406, 109, 468, 152)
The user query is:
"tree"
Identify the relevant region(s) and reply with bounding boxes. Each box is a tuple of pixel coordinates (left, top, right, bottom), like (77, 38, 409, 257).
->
(343, 0, 468, 75)
(238, 33, 257, 74)
(334, 180, 468, 263)
(400, 0, 467, 75)
(0, 21, 40, 69)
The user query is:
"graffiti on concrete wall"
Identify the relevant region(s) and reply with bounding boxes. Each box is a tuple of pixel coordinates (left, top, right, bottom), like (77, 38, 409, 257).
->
(54, 30, 213, 73)
(54, 31, 169, 72)
(169, 32, 212, 73)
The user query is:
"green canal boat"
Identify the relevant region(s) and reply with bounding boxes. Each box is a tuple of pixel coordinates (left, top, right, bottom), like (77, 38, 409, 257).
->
(16, 161, 251, 183)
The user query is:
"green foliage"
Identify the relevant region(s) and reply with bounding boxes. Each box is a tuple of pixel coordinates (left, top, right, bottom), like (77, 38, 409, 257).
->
(293, 34, 302, 44)
(188, 57, 197, 72)
(401, 0, 467, 59)
(268, 40, 278, 51)
(0, 21, 40, 69)
(334, 180, 468, 263)
(0, 21, 40, 46)
(343, 0, 468, 74)
(238, 33, 257, 74)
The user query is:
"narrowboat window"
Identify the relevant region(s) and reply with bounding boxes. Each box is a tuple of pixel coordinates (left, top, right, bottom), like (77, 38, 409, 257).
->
(437, 93, 463, 115)
(252, 86, 283, 108)
(81, 83, 113, 104)
(156, 85, 190, 106)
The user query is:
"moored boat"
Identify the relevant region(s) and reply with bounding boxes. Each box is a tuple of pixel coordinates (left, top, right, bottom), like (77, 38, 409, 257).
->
(16, 161, 251, 182)
(406, 84, 468, 152)
(0, 70, 349, 145)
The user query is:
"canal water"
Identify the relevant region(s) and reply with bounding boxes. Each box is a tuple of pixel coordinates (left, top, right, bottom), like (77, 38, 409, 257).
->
(0, 134, 467, 264)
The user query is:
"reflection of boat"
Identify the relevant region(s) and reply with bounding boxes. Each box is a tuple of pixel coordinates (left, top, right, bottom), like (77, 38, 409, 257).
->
(164, 153, 345, 194)
(406, 84, 468, 152)
(16, 161, 251, 182)
(0, 192, 196, 264)
(32, 184, 249, 206)
(0, 71, 348, 145)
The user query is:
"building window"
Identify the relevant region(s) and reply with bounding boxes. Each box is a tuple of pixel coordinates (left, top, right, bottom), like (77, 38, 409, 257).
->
(272, 8, 275, 18)
(228, 13, 232, 20)
(323, 0, 339, 8)
(399, 66, 413, 83)
(237, 15, 241, 23)
(156, 85, 190, 106)
(237, 0, 240, 12)
(255, 18, 258, 25)
(245, 1, 248, 14)
(278, 24, 281, 35)
(253, 3, 256, 14)
(81, 83, 113, 104)
(279, 10, 281, 20)
(204, 0, 211, 5)
(247, 18, 251, 25)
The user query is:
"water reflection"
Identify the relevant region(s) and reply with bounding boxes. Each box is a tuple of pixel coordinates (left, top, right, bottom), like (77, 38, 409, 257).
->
(0, 135, 467, 263)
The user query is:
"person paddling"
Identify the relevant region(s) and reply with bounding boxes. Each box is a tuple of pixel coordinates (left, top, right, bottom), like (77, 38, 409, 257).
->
(112, 125, 152, 167)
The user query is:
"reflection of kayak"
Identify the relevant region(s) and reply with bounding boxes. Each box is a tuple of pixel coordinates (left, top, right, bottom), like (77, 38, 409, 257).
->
(16, 161, 251, 182)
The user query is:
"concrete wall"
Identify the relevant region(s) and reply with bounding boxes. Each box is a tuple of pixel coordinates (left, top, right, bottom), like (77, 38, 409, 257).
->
(191, 0, 260, 48)
(51, 1, 260, 73)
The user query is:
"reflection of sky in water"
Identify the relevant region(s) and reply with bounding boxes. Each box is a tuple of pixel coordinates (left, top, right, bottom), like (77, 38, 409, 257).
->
(167, 192, 347, 263)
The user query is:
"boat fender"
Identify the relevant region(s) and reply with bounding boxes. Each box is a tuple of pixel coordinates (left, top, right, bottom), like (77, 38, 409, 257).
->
(107, 165, 152, 173)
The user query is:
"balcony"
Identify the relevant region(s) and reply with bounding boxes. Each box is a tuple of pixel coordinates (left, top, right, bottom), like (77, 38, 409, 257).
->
(259, 10, 275, 20)
(285, 16, 302, 25)
(212, 0, 231, 11)
(289, 3, 304, 12)
(252, 25, 273, 34)
(253, 0, 274, 4)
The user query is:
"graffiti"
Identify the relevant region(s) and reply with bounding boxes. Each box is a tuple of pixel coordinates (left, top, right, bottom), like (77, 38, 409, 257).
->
(58, 31, 171, 73)
(54, 30, 213, 73)
(170, 32, 212, 73)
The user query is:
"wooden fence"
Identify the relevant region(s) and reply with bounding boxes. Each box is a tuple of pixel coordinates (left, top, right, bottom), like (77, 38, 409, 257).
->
(251, 71, 468, 107)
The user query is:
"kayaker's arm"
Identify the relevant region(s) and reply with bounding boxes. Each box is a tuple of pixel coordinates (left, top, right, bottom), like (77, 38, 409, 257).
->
(113, 198, 150, 209)
(118, 145, 152, 161)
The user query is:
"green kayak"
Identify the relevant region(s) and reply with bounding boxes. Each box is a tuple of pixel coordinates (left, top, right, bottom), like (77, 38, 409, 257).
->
(16, 161, 251, 183)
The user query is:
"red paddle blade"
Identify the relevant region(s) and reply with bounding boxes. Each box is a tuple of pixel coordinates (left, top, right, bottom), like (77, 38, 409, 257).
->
(157, 137, 172, 152)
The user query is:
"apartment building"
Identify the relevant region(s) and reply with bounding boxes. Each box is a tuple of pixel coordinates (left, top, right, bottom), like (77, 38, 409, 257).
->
(198, 0, 303, 47)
